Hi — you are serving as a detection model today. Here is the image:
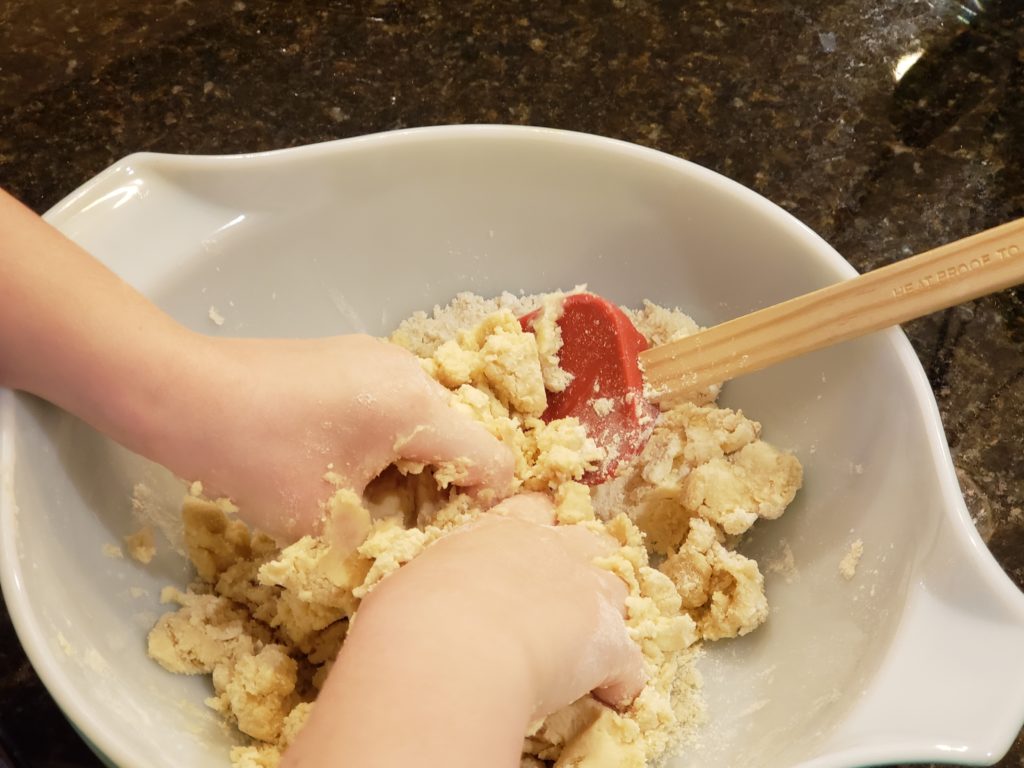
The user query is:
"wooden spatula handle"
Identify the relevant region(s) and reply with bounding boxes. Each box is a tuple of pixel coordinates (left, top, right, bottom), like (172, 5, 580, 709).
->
(640, 217, 1024, 400)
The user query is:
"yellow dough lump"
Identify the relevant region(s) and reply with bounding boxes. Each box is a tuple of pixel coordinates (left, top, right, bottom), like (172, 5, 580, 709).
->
(147, 291, 802, 767)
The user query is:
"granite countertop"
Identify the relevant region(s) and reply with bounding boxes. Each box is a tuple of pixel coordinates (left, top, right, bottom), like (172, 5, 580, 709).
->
(1, 0, 1022, 765)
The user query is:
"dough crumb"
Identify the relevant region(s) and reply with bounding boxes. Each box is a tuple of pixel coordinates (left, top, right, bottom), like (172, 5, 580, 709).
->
(531, 291, 574, 393)
(839, 539, 864, 581)
(102, 542, 124, 559)
(210, 645, 298, 742)
(124, 526, 157, 564)
(209, 306, 226, 326)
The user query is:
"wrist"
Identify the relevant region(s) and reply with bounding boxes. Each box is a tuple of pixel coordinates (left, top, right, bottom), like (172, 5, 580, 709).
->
(96, 329, 230, 471)
(286, 593, 534, 768)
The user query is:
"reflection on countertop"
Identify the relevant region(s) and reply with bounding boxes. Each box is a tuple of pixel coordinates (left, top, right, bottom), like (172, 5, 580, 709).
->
(0, 0, 1021, 766)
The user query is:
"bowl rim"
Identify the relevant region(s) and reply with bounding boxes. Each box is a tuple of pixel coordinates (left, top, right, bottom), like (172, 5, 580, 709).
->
(3, 123, 1023, 768)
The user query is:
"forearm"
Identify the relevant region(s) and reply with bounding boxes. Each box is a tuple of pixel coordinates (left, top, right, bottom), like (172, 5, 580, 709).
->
(0, 189, 211, 460)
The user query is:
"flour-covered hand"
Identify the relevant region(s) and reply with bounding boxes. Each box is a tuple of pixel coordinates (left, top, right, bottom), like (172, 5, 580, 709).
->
(155, 334, 515, 540)
(281, 493, 644, 768)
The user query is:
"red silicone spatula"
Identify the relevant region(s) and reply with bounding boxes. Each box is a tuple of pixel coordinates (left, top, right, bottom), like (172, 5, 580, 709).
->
(521, 216, 1024, 484)
(520, 293, 659, 483)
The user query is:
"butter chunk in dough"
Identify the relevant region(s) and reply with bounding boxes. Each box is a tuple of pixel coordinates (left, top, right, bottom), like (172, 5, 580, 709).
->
(601, 402, 801, 554)
(148, 588, 270, 675)
(682, 442, 801, 536)
(353, 518, 430, 599)
(481, 324, 548, 417)
(431, 309, 548, 418)
(258, 535, 367, 647)
(524, 417, 605, 490)
(230, 746, 280, 768)
(211, 645, 298, 742)
(629, 567, 698, 657)
(661, 518, 769, 640)
(554, 481, 595, 525)
(183, 496, 277, 584)
(215, 558, 280, 627)
(730, 440, 804, 521)
(524, 695, 646, 768)
(279, 702, 313, 748)
(532, 293, 573, 393)
(554, 708, 646, 768)
(432, 339, 482, 388)
(525, 696, 607, 761)
(680, 459, 760, 536)
(227, 701, 314, 767)
(227, 692, 313, 767)
(389, 291, 540, 358)
(700, 546, 768, 640)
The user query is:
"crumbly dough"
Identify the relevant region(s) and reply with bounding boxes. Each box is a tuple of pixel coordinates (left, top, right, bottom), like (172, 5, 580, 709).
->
(102, 542, 124, 559)
(148, 292, 802, 767)
(124, 526, 157, 564)
(839, 538, 864, 580)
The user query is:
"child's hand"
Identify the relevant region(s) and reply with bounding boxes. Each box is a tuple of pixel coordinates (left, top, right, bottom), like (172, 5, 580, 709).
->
(282, 494, 645, 768)
(0, 187, 513, 541)
(144, 334, 516, 541)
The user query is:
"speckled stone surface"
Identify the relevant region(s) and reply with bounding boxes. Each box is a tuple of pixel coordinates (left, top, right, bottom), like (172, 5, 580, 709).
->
(1, 1, 1022, 766)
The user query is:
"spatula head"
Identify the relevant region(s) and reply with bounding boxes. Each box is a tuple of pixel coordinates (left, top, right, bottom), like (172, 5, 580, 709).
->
(520, 293, 659, 483)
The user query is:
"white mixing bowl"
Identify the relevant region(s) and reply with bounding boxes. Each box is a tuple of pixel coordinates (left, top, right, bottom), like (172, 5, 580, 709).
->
(3, 126, 1024, 768)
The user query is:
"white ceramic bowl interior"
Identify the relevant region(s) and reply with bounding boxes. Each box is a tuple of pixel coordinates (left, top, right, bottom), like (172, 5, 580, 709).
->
(3, 126, 1024, 768)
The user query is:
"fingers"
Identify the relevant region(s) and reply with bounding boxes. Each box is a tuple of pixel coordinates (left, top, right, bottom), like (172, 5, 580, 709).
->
(366, 338, 526, 503)
(591, 600, 647, 709)
(553, 525, 643, 708)
(487, 493, 555, 525)
(552, 524, 619, 564)
(485, 498, 632, 618)
(394, 387, 515, 500)
(593, 643, 646, 709)
(499, 519, 641, 713)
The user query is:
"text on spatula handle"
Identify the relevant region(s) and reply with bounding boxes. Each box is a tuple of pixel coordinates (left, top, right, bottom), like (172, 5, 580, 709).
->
(892, 242, 1021, 298)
